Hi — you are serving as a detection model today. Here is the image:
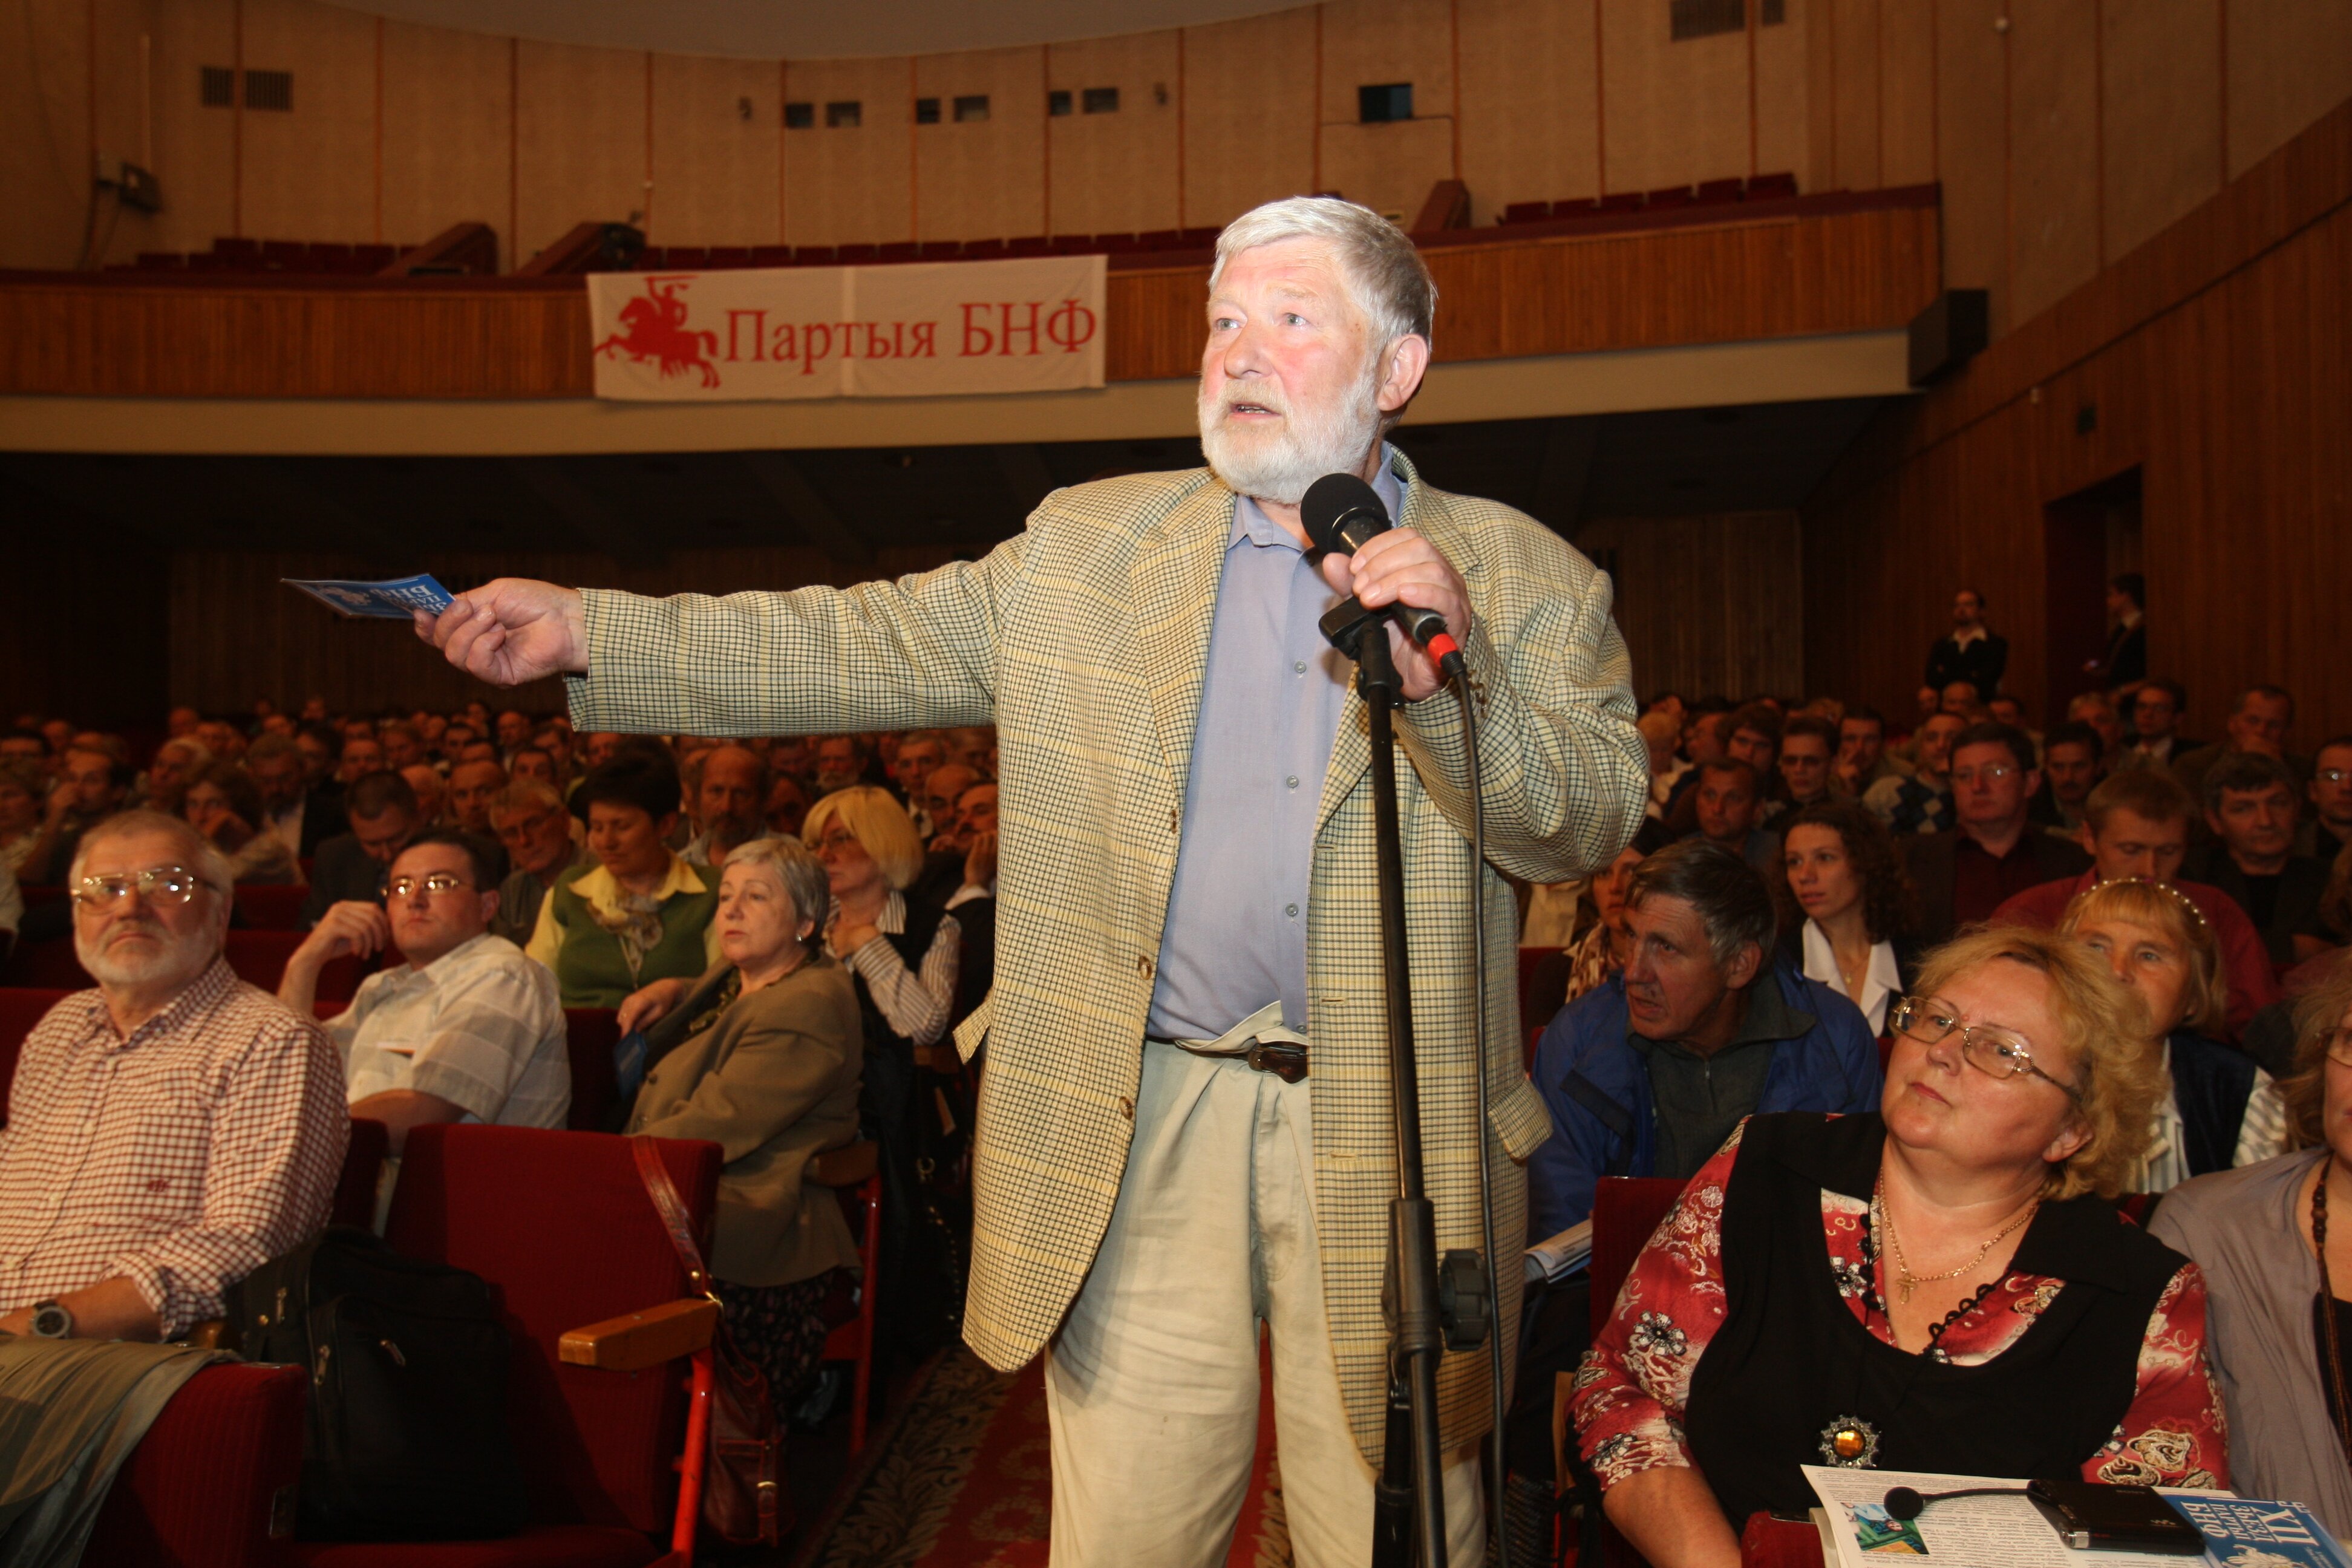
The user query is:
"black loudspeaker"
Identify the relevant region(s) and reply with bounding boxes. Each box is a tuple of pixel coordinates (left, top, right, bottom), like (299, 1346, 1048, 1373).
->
(596, 223, 646, 272)
(1907, 289, 1990, 385)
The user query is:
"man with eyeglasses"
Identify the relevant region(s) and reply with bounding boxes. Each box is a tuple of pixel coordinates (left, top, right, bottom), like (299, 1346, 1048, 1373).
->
(301, 770, 423, 928)
(0, 811, 345, 1344)
(281, 829, 568, 1157)
(2303, 735, 2352, 867)
(1904, 722, 2090, 944)
(486, 779, 590, 945)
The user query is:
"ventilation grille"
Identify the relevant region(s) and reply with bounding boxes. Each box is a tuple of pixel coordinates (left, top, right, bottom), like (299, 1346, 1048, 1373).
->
(200, 66, 234, 106)
(246, 70, 293, 111)
(1670, 0, 1783, 41)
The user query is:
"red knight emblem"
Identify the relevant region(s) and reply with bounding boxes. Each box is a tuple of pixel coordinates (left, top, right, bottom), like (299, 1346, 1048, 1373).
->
(595, 275, 721, 388)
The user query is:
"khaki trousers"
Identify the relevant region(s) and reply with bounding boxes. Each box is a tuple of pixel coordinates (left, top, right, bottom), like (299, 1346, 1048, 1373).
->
(1045, 1040, 1485, 1567)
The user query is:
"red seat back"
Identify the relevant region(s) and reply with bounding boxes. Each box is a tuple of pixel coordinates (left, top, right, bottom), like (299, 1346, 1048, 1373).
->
(223, 929, 365, 999)
(1518, 945, 1555, 1032)
(384, 1125, 721, 1535)
(0, 988, 73, 1119)
(1589, 1176, 1688, 1338)
(234, 884, 309, 930)
(563, 1010, 621, 1131)
(333, 1118, 390, 1229)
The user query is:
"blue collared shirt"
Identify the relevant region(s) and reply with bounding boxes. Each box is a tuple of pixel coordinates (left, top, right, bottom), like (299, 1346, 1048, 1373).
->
(1145, 452, 1405, 1039)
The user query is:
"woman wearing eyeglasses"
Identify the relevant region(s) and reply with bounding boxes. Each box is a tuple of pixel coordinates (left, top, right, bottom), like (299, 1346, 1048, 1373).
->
(2061, 877, 2289, 1192)
(1573, 925, 2224, 1568)
(2149, 957, 2352, 1535)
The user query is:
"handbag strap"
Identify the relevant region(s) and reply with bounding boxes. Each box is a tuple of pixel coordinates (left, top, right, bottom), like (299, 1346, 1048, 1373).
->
(630, 1135, 717, 1302)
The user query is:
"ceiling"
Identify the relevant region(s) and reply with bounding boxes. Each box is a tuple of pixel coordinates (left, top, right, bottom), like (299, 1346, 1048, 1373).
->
(315, 0, 1310, 61)
(0, 396, 1886, 572)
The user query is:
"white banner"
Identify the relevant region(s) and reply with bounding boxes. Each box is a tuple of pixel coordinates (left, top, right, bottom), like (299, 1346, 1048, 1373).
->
(587, 255, 1106, 402)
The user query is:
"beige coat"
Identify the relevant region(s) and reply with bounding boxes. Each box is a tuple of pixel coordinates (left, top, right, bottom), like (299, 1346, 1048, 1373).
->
(622, 953, 865, 1287)
(568, 451, 1648, 1460)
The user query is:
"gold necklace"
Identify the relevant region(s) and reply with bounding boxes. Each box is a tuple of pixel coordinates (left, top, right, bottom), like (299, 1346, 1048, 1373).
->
(1872, 1175, 2039, 1305)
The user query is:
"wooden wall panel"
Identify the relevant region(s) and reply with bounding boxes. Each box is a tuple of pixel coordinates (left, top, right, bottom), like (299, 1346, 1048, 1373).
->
(1456, 0, 1599, 221)
(913, 47, 1047, 242)
(1805, 97, 2352, 745)
(0, 197, 1942, 396)
(1178, 9, 1320, 233)
(649, 54, 781, 249)
(1879, 0, 1938, 189)
(2224, 0, 2352, 180)
(380, 22, 511, 258)
(515, 41, 645, 264)
(779, 56, 913, 249)
(2102, 0, 2223, 266)
(1318, 0, 1457, 218)
(145, 0, 240, 257)
(1044, 33, 1183, 238)
(2006, 0, 2103, 325)
(1598, 0, 1751, 196)
(0, 0, 96, 272)
(240, 0, 377, 245)
(1827, 0, 1883, 193)
(1753, 0, 1810, 189)
(1578, 511, 1805, 702)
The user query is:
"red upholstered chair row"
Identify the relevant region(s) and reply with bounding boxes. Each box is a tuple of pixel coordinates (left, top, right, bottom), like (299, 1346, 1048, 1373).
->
(85, 1362, 309, 1568)
(0, 932, 369, 1000)
(236, 883, 311, 930)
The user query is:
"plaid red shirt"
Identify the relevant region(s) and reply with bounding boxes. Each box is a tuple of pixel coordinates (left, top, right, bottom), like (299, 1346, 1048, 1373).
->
(0, 958, 348, 1336)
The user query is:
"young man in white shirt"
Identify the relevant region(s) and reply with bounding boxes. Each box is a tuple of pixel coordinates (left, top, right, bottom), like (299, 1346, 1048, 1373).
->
(281, 829, 570, 1152)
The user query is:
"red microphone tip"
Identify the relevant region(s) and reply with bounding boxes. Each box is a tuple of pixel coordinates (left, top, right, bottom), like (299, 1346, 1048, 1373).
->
(1426, 632, 1462, 665)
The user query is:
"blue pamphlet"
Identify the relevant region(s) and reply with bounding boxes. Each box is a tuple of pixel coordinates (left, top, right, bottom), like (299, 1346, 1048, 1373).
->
(2168, 1496, 2352, 1568)
(283, 573, 456, 619)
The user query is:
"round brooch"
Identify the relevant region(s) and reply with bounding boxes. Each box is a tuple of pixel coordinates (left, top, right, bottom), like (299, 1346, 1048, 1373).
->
(1818, 1415, 1881, 1468)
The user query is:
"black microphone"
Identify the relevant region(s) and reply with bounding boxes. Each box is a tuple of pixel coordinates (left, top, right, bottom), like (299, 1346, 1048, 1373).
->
(1883, 1485, 2029, 1521)
(1300, 473, 1465, 677)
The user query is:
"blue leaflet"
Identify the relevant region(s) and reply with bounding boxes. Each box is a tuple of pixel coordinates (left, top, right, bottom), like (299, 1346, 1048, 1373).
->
(2167, 1496, 2352, 1568)
(284, 573, 456, 619)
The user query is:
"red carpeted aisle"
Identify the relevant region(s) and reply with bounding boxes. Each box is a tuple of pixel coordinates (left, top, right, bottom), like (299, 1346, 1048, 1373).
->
(793, 1344, 1286, 1567)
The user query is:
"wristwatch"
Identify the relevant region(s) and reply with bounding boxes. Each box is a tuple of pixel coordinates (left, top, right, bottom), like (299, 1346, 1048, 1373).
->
(29, 1300, 73, 1339)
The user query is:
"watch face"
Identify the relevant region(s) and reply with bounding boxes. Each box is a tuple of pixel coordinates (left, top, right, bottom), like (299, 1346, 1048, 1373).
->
(31, 1304, 70, 1338)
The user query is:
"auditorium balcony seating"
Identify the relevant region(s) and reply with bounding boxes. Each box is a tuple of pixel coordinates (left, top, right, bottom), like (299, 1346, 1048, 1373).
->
(119, 237, 405, 275)
(1496, 172, 1802, 226)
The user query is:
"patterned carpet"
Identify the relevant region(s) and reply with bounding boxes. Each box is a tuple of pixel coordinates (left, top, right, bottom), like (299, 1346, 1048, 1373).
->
(792, 1345, 1287, 1568)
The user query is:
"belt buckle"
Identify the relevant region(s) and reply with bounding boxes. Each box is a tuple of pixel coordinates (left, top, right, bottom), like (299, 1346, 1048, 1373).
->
(1244, 1038, 1308, 1083)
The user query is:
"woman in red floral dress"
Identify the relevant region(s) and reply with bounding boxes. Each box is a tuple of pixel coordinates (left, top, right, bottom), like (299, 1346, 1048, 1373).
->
(1572, 925, 2229, 1568)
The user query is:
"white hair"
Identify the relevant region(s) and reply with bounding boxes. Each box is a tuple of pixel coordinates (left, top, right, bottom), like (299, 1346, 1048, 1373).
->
(68, 808, 235, 897)
(721, 835, 831, 936)
(1209, 196, 1437, 352)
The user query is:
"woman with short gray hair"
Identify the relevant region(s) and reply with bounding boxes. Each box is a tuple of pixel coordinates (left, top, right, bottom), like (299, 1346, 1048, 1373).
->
(617, 835, 864, 1423)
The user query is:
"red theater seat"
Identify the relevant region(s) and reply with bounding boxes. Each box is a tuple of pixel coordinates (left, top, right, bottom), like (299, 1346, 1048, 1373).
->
(334, 1117, 391, 1229)
(1695, 176, 1746, 204)
(874, 241, 920, 263)
(1746, 171, 1799, 200)
(702, 246, 752, 268)
(834, 243, 880, 264)
(236, 883, 310, 930)
(1501, 200, 1553, 224)
(750, 244, 791, 267)
(960, 238, 1007, 260)
(85, 1362, 309, 1568)
(289, 1126, 724, 1568)
(791, 244, 837, 265)
(811, 1142, 883, 1452)
(1589, 1176, 1685, 1336)
(225, 929, 368, 1000)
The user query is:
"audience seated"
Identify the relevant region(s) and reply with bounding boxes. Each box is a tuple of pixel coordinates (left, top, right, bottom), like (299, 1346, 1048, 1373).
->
(2059, 877, 2287, 1191)
(1528, 829, 1662, 1022)
(1775, 714, 1836, 810)
(1923, 587, 2007, 703)
(1528, 839, 1880, 1241)
(2175, 684, 2305, 802)
(0, 854, 18, 959)
(2069, 690, 2128, 760)
(808, 786, 961, 1067)
(183, 760, 301, 884)
(1832, 706, 1903, 796)
(0, 811, 347, 1340)
(812, 736, 871, 794)
(1687, 759, 1777, 874)
(0, 758, 53, 876)
(1772, 800, 1920, 1033)
(2091, 572, 2149, 687)
(2034, 719, 2106, 835)
(2190, 751, 2335, 968)
(335, 732, 385, 786)
(1904, 721, 2092, 943)
(302, 769, 422, 926)
(2310, 736, 2352, 867)
(1864, 711, 1963, 835)
(1575, 926, 2221, 1563)
(682, 744, 768, 869)
(284, 829, 569, 1157)
(616, 836, 863, 1411)
(245, 733, 346, 859)
(2148, 955, 2352, 1535)
(487, 778, 591, 944)
(526, 751, 719, 1008)
(2121, 678, 2193, 770)
(136, 736, 211, 817)
(888, 732, 949, 837)
(1993, 769, 2281, 1034)
(400, 762, 445, 825)
(37, 747, 136, 883)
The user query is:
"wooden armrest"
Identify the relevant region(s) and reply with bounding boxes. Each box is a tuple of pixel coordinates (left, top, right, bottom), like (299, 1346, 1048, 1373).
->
(808, 1139, 878, 1187)
(183, 1318, 232, 1351)
(558, 1298, 719, 1372)
(912, 1043, 959, 1072)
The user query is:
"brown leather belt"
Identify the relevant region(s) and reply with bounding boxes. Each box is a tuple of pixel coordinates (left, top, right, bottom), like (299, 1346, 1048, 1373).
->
(1157, 1035, 1310, 1083)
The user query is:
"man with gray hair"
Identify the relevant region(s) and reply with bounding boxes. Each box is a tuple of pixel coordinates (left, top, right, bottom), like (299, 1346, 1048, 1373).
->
(0, 810, 347, 1342)
(414, 194, 1648, 1564)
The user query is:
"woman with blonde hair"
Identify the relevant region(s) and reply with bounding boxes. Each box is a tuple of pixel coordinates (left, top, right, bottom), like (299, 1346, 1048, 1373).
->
(2061, 877, 2288, 1192)
(2150, 953, 2352, 1535)
(1577, 924, 2222, 1566)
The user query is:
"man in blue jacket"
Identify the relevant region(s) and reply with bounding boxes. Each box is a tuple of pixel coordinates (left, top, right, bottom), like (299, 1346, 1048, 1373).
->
(1527, 838, 1883, 1238)
(1502, 840, 1881, 1549)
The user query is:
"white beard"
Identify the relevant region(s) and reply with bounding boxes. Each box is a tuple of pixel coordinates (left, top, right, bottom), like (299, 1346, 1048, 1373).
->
(77, 914, 220, 990)
(1197, 362, 1385, 507)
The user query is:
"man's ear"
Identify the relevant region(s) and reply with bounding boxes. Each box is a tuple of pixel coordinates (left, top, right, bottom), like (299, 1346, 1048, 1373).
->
(1722, 939, 1763, 992)
(1376, 333, 1431, 415)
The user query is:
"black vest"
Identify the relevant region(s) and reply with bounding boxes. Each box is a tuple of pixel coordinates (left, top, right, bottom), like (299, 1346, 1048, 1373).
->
(2167, 1031, 2259, 1180)
(1684, 1112, 2185, 1525)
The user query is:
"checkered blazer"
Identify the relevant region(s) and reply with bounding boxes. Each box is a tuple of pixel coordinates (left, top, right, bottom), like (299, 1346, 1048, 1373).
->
(566, 448, 1648, 1462)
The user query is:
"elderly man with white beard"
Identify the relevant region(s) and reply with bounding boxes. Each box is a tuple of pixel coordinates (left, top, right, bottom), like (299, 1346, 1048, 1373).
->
(0, 811, 347, 1344)
(413, 197, 1647, 1567)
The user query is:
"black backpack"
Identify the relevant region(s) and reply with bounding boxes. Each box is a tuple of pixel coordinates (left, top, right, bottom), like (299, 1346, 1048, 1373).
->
(231, 1225, 529, 1541)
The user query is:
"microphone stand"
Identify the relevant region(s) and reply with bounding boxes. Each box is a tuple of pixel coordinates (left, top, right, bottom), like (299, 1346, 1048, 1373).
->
(1327, 610, 1449, 1568)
